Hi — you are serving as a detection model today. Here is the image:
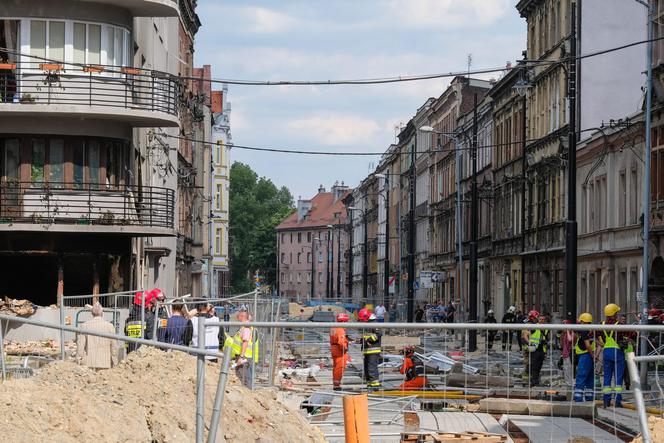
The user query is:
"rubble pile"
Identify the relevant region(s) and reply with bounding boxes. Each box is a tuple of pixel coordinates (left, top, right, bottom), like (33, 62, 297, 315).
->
(632, 416, 664, 443)
(0, 347, 326, 442)
(3, 339, 76, 357)
(0, 297, 35, 317)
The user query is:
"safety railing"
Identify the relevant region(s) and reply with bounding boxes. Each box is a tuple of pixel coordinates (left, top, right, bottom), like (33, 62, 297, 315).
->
(0, 61, 179, 116)
(0, 181, 175, 229)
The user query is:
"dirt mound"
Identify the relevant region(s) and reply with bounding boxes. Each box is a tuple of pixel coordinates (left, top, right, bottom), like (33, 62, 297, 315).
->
(631, 416, 664, 443)
(0, 347, 325, 442)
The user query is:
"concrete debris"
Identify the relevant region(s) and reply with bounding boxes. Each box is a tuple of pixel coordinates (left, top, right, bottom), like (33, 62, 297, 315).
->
(416, 352, 479, 374)
(281, 365, 321, 381)
(0, 297, 36, 317)
(378, 353, 404, 368)
(3, 339, 76, 357)
(447, 373, 513, 389)
(0, 347, 326, 442)
(479, 398, 596, 418)
(631, 416, 664, 443)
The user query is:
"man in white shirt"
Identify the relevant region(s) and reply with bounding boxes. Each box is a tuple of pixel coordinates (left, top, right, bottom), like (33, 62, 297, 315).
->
(374, 304, 386, 323)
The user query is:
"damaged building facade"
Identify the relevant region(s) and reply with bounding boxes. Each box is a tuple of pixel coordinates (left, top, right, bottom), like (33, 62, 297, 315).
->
(0, 0, 219, 304)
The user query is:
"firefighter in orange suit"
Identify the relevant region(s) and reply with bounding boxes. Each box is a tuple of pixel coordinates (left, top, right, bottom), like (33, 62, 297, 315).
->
(399, 346, 428, 389)
(330, 313, 351, 390)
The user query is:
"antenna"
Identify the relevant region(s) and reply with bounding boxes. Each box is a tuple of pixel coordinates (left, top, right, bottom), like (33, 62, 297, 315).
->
(467, 53, 472, 79)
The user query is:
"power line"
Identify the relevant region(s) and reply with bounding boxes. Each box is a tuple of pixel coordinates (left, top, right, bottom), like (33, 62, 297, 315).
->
(2, 34, 663, 86)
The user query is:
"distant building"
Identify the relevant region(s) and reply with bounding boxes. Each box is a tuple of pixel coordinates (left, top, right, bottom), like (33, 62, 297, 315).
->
(211, 86, 232, 297)
(276, 183, 350, 302)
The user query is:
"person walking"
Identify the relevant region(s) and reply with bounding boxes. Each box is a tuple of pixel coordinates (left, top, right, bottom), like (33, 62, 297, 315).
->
(560, 319, 576, 385)
(484, 310, 497, 351)
(573, 313, 595, 402)
(358, 309, 382, 391)
(598, 303, 627, 408)
(501, 306, 517, 351)
(374, 303, 386, 323)
(77, 302, 119, 370)
(523, 310, 547, 387)
(162, 301, 193, 346)
(330, 313, 351, 390)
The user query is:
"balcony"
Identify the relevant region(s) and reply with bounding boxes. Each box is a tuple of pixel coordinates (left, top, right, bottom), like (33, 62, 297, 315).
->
(0, 182, 174, 236)
(0, 62, 179, 127)
(76, 0, 179, 17)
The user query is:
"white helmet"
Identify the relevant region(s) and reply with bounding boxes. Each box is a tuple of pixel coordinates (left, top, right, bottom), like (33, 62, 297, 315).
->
(508, 306, 516, 314)
(368, 314, 377, 321)
(488, 310, 494, 315)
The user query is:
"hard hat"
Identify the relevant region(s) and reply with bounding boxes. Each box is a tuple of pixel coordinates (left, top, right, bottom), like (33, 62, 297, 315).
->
(648, 308, 660, 318)
(336, 313, 350, 322)
(528, 310, 540, 321)
(562, 319, 572, 325)
(604, 303, 621, 317)
(579, 312, 593, 323)
(488, 310, 494, 315)
(403, 346, 415, 355)
(358, 308, 370, 322)
(134, 291, 147, 306)
(150, 288, 165, 301)
(508, 306, 516, 314)
(368, 314, 377, 321)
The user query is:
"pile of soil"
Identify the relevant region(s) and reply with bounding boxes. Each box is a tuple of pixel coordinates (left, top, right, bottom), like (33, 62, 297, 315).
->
(632, 416, 664, 443)
(0, 296, 35, 317)
(0, 347, 326, 442)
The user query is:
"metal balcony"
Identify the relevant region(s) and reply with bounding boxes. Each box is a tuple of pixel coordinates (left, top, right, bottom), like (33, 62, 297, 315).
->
(0, 181, 175, 236)
(0, 62, 179, 127)
(76, 0, 179, 17)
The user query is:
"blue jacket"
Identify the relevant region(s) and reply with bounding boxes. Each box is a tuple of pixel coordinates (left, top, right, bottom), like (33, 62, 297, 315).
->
(163, 315, 193, 346)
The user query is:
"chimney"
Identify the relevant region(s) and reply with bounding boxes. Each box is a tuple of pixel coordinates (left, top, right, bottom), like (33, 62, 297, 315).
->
(331, 180, 349, 202)
(318, 184, 326, 193)
(297, 198, 312, 222)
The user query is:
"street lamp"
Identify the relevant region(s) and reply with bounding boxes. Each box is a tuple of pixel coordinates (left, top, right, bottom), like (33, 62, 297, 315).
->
(347, 206, 368, 303)
(419, 125, 466, 327)
(327, 223, 344, 299)
(374, 173, 391, 307)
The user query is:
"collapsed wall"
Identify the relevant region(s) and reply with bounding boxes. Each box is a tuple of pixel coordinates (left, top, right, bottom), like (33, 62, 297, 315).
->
(0, 347, 326, 443)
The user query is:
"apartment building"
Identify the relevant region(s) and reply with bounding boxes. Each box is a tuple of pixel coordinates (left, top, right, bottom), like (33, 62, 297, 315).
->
(0, 0, 183, 303)
(210, 85, 231, 298)
(276, 183, 349, 302)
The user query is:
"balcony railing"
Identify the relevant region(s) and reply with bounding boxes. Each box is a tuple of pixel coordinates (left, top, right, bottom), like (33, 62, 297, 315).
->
(0, 62, 178, 117)
(0, 181, 174, 229)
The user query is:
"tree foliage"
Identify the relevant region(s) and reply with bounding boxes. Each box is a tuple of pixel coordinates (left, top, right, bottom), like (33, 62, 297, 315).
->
(229, 162, 294, 293)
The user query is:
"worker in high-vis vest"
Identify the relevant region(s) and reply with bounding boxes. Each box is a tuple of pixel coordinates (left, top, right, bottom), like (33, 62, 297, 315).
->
(224, 309, 259, 387)
(574, 312, 596, 402)
(523, 310, 547, 387)
(358, 309, 382, 391)
(598, 303, 626, 408)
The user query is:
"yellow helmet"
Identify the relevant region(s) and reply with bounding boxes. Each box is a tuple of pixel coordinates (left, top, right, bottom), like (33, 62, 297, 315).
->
(579, 312, 593, 323)
(604, 303, 621, 317)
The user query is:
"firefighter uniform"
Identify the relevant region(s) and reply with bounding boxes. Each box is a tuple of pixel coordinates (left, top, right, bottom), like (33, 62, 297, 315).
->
(360, 329, 382, 390)
(528, 329, 547, 386)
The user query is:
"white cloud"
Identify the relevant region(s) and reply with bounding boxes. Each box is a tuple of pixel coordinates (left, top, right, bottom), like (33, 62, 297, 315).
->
(245, 6, 298, 34)
(287, 114, 380, 146)
(386, 0, 511, 28)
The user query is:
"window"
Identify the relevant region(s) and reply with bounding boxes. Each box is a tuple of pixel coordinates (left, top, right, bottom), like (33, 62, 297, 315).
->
(73, 22, 86, 64)
(280, 253, 285, 264)
(297, 273, 301, 283)
(297, 253, 301, 264)
(290, 233, 293, 243)
(318, 251, 323, 263)
(307, 252, 311, 263)
(280, 273, 285, 283)
(318, 272, 323, 283)
(88, 140, 100, 185)
(2, 139, 19, 181)
(31, 139, 45, 184)
(215, 184, 221, 210)
(289, 252, 292, 263)
(307, 232, 311, 242)
(281, 233, 285, 244)
(630, 167, 638, 224)
(297, 232, 302, 243)
(307, 273, 311, 283)
(72, 140, 85, 189)
(49, 21, 65, 63)
(215, 228, 222, 254)
(48, 139, 64, 184)
(30, 21, 46, 66)
(619, 171, 626, 227)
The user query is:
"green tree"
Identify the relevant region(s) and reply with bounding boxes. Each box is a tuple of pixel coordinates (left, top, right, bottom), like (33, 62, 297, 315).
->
(229, 162, 294, 293)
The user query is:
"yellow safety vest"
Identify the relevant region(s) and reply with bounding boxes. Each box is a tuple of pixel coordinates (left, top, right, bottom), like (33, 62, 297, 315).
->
(602, 321, 620, 349)
(362, 333, 381, 355)
(575, 334, 596, 355)
(225, 327, 259, 363)
(529, 330, 547, 352)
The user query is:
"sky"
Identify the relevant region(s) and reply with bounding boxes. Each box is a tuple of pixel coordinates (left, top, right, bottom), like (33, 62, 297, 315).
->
(195, 0, 526, 200)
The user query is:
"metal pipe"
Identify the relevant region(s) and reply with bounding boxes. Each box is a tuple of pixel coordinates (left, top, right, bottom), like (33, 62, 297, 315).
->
(152, 301, 160, 342)
(407, 137, 416, 322)
(207, 345, 233, 443)
(454, 137, 464, 324)
(469, 93, 478, 352)
(640, 0, 655, 389)
(627, 352, 651, 443)
(251, 288, 258, 390)
(196, 316, 206, 443)
(59, 301, 66, 361)
(216, 320, 664, 332)
(0, 320, 5, 382)
(141, 291, 146, 341)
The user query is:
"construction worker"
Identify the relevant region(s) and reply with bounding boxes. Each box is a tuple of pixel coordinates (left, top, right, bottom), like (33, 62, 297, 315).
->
(523, 310, 547, 387)
(501, 306, 517, 351)
(330, 313, 351, 390)
(226, 309, 259, 387)
(574, 313, 595, 402)
(598, 303, 626, 408)
(358, 309, 382, 391)
(484, 310, 497, 351)
(399, 346, 428, 389)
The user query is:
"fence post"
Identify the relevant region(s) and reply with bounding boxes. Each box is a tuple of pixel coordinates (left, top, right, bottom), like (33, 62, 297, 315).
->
(626, 352, 652, 443)
(207, 348, 232, 443)
(57, 263, 65, 361)
(141, 291, 146, 342)
(250, 288, 258, 390)
(196, 316, 206, 443)
(152, 300, 160, 342)
(0, 319, 6, 382)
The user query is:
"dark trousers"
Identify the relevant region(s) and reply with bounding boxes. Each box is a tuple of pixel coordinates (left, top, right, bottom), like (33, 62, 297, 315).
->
(363, 353, 381, 388)
(529, 349, 545, 386)
(487, 331, 496, 350)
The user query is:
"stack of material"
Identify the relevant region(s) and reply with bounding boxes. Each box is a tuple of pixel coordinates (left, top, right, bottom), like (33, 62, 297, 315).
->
(0, 297, 35, 317)
(3, 339, 75, 357)
(401, 431, 507, 442)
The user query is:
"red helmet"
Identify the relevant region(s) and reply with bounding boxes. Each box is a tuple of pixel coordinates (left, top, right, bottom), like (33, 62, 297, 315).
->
(336, 313, 350, 322)
(358, 308, 370, 322)
(403, 346, 415, 356)
(528, 310, 540, 321)
(133, 291, 146, 306)
(150, 288, 165, 301)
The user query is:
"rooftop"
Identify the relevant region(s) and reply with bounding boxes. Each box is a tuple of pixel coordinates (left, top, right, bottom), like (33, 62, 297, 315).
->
(277, 190, 349, 231)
